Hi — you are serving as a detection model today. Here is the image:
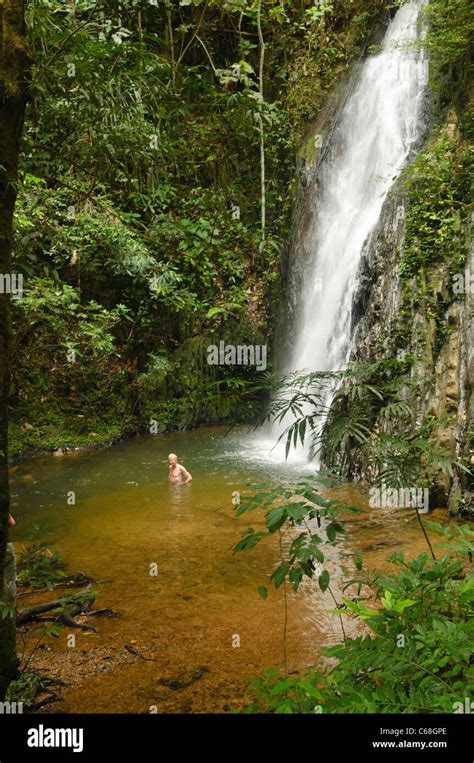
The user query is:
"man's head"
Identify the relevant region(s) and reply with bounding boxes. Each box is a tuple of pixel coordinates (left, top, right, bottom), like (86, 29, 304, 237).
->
(168, 453, 177, 467)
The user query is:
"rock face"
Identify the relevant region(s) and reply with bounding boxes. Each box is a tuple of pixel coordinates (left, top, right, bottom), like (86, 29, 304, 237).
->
(281, 26, 472, 514)
(346, 101, 472, 513)
(349, 185, 472, 511)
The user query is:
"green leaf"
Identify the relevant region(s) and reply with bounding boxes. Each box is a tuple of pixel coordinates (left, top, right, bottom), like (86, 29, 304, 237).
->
(266, 506, 287, 531)
(326, 522, 343, 543)
(206, 306, 224, 318)
(319, 570, 330, 592)
(271, 563, 290, 589)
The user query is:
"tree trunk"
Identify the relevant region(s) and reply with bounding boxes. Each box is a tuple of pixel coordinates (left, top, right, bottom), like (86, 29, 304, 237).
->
(257, 0, 265, 244)
(0, 0, 31, 700)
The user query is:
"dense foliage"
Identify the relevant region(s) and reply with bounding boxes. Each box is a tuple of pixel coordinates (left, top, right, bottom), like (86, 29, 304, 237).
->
(4, 0, 473, 717)
(259, 359, 465, 488)
(11, 0, 386, 454)
(234, 477, 473, 713)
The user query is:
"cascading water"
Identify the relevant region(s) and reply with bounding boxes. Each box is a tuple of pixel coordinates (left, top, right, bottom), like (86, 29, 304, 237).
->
(257, 1, 429, 466)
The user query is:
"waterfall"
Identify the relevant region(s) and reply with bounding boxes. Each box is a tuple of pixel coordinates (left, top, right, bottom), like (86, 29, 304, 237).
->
(263, 1, 429, 465)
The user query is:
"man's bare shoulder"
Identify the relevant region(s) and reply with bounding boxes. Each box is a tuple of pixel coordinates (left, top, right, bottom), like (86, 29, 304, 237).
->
(179, 463, 192, 480)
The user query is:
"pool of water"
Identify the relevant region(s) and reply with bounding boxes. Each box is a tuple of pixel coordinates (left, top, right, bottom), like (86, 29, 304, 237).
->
(9, 427, 445, 713)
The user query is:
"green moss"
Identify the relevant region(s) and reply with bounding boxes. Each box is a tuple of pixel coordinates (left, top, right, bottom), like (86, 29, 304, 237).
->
(396, 127, 473, 360)
(423, 0, 473, 114)
(399, 135, 472, 282)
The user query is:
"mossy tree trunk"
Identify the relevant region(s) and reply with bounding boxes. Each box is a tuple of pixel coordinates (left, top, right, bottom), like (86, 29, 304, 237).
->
(0, 0, 30, 700)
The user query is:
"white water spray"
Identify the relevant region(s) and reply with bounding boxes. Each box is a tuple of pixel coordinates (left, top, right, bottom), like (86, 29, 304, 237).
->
(261, 1, 429, 465)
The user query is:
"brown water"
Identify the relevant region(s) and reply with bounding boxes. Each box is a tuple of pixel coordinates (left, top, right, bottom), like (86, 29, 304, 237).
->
(10, 427, 445, 713)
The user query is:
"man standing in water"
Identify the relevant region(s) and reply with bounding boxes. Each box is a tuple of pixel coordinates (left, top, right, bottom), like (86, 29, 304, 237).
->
(168, 453, 192, 485)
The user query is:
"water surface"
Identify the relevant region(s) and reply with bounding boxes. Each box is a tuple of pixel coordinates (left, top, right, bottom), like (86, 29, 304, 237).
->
(10, 428, 443, 713)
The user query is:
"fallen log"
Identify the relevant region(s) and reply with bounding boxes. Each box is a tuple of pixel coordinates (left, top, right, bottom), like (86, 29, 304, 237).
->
(60, 610, 98, 633)
(17, 587, 95, 625)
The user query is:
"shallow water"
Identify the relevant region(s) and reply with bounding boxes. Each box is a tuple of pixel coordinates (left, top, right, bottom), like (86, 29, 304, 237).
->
(10, 427, 445, 713)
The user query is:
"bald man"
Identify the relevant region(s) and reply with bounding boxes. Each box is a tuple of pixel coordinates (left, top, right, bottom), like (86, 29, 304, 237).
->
(168, 453, 192, 485)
